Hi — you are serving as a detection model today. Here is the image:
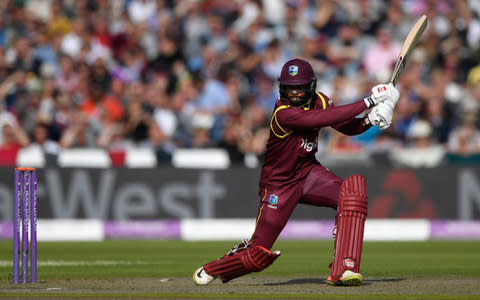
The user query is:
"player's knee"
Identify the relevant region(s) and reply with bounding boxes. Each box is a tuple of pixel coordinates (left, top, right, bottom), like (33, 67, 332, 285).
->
(331, 178, 343, 206)
(332, 177, 343, 189)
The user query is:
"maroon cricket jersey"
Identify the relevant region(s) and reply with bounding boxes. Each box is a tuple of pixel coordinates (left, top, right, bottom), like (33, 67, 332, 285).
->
(259, 92, 371, 187)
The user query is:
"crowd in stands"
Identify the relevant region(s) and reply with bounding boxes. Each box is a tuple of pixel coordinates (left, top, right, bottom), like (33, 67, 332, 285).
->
(1, 0, 480, 168)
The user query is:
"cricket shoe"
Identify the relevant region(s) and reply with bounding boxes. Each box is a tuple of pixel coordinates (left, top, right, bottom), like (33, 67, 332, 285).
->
(193, 267, 216, 285)
(326, 270, 363, 286)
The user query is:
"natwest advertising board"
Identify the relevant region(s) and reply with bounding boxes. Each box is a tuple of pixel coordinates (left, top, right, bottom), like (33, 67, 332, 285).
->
(0, 167, 478, 220)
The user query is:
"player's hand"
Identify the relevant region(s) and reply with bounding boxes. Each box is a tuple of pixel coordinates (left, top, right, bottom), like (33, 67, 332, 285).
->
(367, 102, 393, 130)
(372, 83, 400, 106)
(364, 83, 400, 108)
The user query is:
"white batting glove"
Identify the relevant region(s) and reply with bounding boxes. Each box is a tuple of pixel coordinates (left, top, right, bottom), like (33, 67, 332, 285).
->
(365, 83, 400, 109)
(367, 102, 393, 130)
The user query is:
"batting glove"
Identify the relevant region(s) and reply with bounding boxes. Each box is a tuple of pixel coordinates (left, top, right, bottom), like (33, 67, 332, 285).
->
(364, 83, 400, 108)
(367, 102, 393, 130)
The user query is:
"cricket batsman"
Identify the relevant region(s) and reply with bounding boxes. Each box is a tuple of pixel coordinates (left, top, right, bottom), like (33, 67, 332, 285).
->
(193, 58, 399, 286)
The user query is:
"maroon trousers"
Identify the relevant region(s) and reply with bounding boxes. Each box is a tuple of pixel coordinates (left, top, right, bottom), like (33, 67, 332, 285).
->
(250, 164, 342, 249)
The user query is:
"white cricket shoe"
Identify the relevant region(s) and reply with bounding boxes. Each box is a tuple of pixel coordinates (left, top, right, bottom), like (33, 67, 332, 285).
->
(193, 267, 215, 285)
(326, 270, 363, 286)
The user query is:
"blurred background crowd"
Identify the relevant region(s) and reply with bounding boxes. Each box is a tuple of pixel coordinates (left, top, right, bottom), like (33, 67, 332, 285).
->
(1, 0, 480, 168)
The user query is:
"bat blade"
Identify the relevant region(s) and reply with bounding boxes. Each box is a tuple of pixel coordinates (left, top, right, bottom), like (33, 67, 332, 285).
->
(390, 15, 428, 86)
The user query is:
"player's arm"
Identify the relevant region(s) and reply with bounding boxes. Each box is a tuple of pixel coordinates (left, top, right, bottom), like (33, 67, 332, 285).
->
(331, 116, 372, 136)
(275, 84, 399, 132)
(332, 83, 401, 134)
(275, 100, 368, 131)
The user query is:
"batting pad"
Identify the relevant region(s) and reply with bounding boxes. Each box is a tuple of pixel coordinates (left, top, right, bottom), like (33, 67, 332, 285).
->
(204, 245, 280, 283)
(330, 175, 368, 280)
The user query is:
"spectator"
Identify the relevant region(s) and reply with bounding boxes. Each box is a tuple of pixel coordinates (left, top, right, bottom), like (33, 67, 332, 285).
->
(190, 113, 215, 148)
(150, 30, 185, 78)
(111, 49, 144, 84)
(390, 119, 446, 167)
(297, 33, 328, 78)
(260, 38, 290, 81)
(205, 14, 229, 54)
(47, 0, 72, 38)
(32, 27, 58, 72)
(232, 0, 261, 34)
(91, 14, 112, 50)
(122, 98, 151, 147)
(420, 97, 453, 144)
(6, 37, 38, 74)
(0, 14, 10, 48)
(0, 70, 29, 115)
(281, 0, 316, 58)
(217, 117, 246, 165)
(56, 54, 79, 95)
(350, 0, 384, 35)
(110, 19, 141, 60)
(178, 0, 211, 60)
(151, 84, 178, 141)
(60, 18, 87, 59)
(188, 71, 231, 143)
(0, 122, 30, 166)
(51, 91, 75, 136)
(447, 109, 480, 156)
(319, 128, 372, 168)
(27, 121, 61, 157)
(90, 58, 111, 91)
(312, 0, 340, 37)
(241, 102, 269, 163)
(59, 112, 96, 148)
(109, 77, 127, 106)
(79, 84, 124, 124)
(363, 26, 401, 80)
(0, 108, 21, 146)
(382, 4, 415, 43)
(326, 23, 365, 79)
(25, 0, 52, 23)
(252, 72, 277, 113)
(148, 121, 173, 163)
(128, 0, 157, 25)
(467, 63, 480, 87)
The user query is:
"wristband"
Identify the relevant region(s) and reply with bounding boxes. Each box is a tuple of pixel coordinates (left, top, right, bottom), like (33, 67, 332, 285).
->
(363, 96, 376, 108)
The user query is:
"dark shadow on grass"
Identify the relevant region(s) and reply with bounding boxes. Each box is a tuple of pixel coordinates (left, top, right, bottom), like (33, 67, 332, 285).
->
(263, 277, 406, 286)
(264, 278, 325, 285)
(364, 278, 406, 283)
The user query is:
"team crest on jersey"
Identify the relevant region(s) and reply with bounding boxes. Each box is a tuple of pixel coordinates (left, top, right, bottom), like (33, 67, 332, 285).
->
(268, 194, 279, 205)
(288, 65, 298, 76)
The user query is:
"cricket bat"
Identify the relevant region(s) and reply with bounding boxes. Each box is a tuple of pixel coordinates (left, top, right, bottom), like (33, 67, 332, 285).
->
(390, 14, 428, 86)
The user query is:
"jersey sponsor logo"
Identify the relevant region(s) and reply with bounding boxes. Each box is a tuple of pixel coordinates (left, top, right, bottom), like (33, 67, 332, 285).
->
(288, 65, 298, 76)
(300, 138, 317, 152)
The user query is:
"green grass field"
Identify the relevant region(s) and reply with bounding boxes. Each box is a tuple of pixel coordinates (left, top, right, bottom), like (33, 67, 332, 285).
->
(0, 240, 479, 299)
